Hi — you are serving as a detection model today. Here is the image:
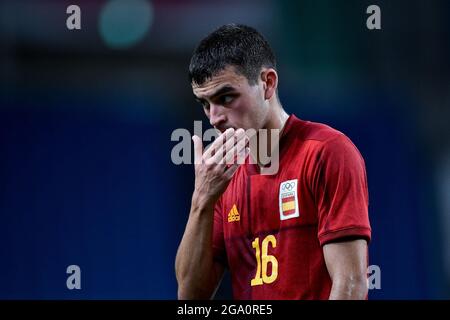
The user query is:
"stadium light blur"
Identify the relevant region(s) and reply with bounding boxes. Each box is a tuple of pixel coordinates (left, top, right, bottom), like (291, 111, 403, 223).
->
(99, 0, 153, 49)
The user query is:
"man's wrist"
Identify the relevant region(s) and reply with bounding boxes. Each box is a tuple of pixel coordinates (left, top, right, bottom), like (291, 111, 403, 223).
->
(191, 191, 215, 213)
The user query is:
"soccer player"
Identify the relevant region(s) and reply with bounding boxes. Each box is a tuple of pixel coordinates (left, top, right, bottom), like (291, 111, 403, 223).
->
(175, 24, 371, 300)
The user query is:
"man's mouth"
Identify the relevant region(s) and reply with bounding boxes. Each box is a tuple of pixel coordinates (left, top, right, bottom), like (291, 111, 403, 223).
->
(215, 126, 233, 134)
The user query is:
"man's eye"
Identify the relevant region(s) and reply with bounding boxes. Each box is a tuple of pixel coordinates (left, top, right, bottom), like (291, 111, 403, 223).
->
(202, 102, 210, 110)
(220, 95, 234, 104)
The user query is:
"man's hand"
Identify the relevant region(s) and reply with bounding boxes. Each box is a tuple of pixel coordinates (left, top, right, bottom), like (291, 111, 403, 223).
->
(192, 128, 248, 209)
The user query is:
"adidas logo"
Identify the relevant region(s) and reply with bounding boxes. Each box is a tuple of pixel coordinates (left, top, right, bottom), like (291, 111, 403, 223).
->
(227, 204, 240, 222)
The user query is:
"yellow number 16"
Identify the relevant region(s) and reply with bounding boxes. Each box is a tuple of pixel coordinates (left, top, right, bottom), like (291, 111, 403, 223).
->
(251, 235, 278, 286)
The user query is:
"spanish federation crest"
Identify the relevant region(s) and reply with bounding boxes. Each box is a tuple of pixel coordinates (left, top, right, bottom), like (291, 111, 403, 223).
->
(279, 179, 299, 220)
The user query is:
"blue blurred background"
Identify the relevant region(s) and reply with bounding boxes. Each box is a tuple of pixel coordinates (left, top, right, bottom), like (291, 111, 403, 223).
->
(0, 0, 449, 299)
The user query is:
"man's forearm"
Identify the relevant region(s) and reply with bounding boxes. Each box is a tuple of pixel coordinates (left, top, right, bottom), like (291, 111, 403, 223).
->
(323, 240, 369, 300)
(175, 194, 219, 299)
(328, 277, 368, 300)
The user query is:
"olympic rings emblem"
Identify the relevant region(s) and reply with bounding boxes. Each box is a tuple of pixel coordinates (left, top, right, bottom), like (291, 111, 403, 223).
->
(281, 182, 295, 191)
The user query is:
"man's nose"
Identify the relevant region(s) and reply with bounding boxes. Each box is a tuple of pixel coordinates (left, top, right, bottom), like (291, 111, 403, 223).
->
(209, 104, 226, 128)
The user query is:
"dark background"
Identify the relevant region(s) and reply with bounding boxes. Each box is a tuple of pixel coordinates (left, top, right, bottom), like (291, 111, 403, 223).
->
(0, 0, 449, 299)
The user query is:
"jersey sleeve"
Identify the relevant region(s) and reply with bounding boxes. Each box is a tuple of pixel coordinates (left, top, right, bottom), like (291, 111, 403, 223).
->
(314, 134, 371, 246)
(212, 196, 228, 268)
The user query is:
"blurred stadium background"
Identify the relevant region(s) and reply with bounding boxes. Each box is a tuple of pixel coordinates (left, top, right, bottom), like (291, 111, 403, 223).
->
(0, 0, 449, 299)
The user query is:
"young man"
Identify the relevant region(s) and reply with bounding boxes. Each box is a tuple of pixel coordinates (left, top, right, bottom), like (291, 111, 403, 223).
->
(175, 24, 371, 300)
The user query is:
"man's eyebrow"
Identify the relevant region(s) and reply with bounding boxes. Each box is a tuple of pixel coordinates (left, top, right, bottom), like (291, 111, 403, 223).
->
(195, 85, 236, 101)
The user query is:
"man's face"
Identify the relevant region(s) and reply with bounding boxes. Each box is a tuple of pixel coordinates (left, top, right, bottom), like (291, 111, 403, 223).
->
(192, 66, 269, 133)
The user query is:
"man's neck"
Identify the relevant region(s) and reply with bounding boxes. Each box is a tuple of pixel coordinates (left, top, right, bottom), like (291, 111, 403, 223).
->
(263, 100, 289, 132)
(250, 104, 289, 169)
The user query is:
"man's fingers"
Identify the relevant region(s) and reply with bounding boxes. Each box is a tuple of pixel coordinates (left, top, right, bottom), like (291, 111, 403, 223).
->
(223, 132, 248, 164)
(211, 128, 246, 164)
(204, 128, 234, 159)
(192, 135, 203, 164)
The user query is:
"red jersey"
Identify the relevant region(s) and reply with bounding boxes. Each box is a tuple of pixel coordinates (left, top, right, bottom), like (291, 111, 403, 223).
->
(212, 115, 371, 299)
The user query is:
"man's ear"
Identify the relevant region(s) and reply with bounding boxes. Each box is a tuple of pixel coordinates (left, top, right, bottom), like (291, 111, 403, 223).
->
(260, 68, 278, 100)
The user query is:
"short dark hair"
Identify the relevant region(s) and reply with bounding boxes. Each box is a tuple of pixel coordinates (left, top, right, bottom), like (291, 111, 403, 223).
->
(189, 24, 276, 86)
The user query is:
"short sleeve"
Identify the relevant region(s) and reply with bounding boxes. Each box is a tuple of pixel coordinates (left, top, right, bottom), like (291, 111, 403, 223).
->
(314, 135, 371, 246)
(212, 197, 228, 267)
